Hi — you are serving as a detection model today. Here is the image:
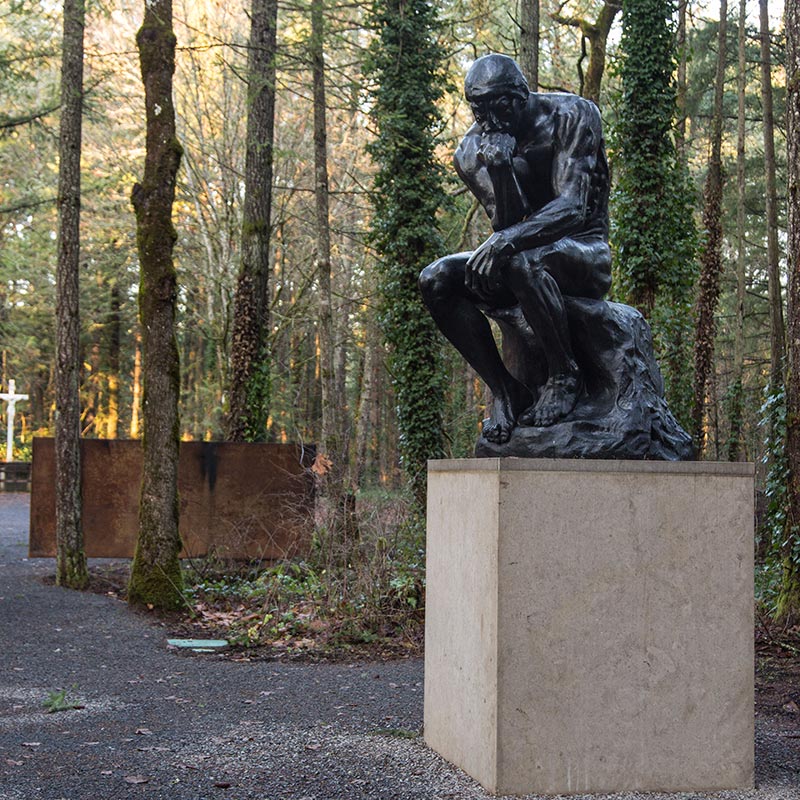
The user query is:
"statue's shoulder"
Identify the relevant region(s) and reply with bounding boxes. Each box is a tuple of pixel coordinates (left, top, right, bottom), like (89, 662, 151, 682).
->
(532, 92, 601, 128)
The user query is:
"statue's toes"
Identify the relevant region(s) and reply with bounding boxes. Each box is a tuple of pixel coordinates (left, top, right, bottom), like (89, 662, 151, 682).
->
(517, 404, 538, 427)
(482, 418, 511, 444)
(540, 410, 557, 427)
(519, 401, 557, 428)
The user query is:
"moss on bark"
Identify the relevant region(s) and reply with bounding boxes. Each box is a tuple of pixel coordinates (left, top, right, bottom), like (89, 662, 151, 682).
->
(127, 0, 184, 611)
(775, 556, 800, 625)
(128, 541, 184, 611)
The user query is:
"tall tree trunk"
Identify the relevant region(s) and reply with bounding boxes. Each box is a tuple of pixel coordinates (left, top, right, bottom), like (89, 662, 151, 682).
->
(226, 0, 278, 442)
(691, 0, 727, 452)
(551, 0, 621, 104)
(778, 0, 800, 623)
(760, 0, 785, 392)
(726, 0, 747, 461)
(128, 0, 184, 611)
(519, 0, 539, 90)
(55, 0, 88, 589)
(310, 0, 355, 531)
(311, 0, 338, 469)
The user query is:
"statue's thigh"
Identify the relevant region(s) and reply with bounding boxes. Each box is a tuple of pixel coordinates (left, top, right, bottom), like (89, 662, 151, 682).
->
(531, 238, 611, 300)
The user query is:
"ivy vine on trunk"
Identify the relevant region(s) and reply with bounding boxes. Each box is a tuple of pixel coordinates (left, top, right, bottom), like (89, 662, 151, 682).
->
(611, 0, 697, 429)
(365, 0, 447, 510)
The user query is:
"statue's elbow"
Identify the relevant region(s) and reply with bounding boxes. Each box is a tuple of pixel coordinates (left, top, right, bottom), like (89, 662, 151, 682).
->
(419, 262, 438, 300)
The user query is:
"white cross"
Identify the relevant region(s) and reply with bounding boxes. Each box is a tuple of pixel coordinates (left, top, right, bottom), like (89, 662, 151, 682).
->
(0, 380, 29, 462)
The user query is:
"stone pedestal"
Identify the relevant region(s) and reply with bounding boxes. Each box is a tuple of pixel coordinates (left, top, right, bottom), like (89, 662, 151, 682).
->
(424, 458, 754, 796)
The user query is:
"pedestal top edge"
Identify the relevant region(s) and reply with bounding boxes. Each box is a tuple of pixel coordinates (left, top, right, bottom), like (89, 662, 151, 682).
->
(428, 457, 755, 477)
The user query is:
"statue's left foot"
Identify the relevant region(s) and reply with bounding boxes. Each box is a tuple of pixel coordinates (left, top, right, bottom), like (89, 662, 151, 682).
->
(518, 372, 581, 427)
(482, 381, 532, 444)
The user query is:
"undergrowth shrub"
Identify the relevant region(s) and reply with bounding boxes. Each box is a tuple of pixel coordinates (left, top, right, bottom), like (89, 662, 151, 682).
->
(181, 486, 426, 654)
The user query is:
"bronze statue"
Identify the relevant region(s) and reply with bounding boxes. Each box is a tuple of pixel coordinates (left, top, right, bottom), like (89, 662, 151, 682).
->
(420, 54, 693, 460)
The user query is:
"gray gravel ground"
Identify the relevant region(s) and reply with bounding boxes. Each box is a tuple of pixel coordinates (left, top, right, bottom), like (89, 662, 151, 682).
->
(0, 492, 798, 800)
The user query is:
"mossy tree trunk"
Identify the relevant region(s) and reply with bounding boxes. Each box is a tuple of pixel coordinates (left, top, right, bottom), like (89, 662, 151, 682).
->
(226, 0, 278, 442)
(128, 0, 184, 611)
(779, 0, 800, 624)
(551, 0, 621, 105)
(55, 0, 88, 590)
(691, 0, 727, 453)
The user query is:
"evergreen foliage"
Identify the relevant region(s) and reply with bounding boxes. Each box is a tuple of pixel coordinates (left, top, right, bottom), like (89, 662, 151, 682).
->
(757, 384, 800, 617)
(364, 0, 448, 508)
(610, 0, 698, 427)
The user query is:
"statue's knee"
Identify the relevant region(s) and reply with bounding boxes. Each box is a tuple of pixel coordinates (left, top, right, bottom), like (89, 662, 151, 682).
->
(588, 253, 612, 299)
(594, 269, 612, 299)
(419, 259, 452, 303)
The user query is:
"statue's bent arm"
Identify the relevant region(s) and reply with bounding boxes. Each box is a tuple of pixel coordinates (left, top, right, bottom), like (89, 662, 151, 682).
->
(497, 104, 603, 252)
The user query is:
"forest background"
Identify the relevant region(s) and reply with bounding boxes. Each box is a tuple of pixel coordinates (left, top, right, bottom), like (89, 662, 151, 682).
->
(2, 0, 798, 639)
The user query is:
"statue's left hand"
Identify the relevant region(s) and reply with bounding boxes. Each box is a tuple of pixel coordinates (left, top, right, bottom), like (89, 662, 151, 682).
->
(466, 232, 514, 296)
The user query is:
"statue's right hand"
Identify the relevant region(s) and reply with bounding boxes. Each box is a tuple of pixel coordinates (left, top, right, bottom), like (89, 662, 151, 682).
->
(465, 232, 514, 296)
(477, 132, 516, 169)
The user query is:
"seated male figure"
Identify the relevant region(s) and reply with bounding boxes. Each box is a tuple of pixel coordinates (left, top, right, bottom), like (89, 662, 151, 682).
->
(419, 54, 612, 444)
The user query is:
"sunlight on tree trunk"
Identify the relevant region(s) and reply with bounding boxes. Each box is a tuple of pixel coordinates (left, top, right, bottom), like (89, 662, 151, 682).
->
(551, 0, 620, 105)
(106, 281, 121, 439)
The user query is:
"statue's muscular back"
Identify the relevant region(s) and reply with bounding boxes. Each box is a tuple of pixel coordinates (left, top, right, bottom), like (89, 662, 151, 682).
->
(454, 92, 609, 240)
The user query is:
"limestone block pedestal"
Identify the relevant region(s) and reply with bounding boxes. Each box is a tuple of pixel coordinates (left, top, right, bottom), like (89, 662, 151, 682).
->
(424, 458, 754, 796)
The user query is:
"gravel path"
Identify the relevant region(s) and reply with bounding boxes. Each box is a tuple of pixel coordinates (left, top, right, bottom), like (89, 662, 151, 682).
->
(0, 492, 798, 800)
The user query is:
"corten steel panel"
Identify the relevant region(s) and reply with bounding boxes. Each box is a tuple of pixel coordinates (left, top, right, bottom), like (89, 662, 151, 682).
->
(29, 438, 315, 560)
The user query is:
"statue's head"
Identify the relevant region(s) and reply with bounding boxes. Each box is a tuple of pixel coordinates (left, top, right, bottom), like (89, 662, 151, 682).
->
(464, 54, 529, 134)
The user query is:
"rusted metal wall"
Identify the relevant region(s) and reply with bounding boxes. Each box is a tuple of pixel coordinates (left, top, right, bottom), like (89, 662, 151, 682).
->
(29, 439, 315, 560)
